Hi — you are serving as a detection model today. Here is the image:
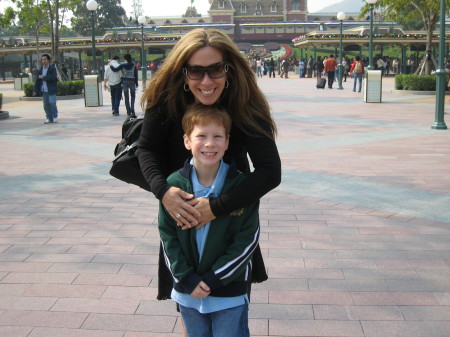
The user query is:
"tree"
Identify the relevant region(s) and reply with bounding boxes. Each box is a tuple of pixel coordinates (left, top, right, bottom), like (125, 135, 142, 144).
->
(0, 7, 15, 28)
(71, 0, 126, 36)
(360, 0, 450, 74)
(13, 0, 49, 64)
(131, 0, 143, 22)
(12, 0, 77, 64)
(59, 25, 77, 37)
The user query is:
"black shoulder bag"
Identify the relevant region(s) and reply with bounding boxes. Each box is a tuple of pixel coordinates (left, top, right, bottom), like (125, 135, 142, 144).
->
(109, 115, 152, 192)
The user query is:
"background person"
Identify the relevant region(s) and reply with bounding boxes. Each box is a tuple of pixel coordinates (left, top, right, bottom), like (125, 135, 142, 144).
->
(324, 54, 337, 89)
(33, 54, 59, 124)
(377, 57, 386, 76)
(298, 59, 305, 78)
(281, 58, 289, 78)
(268, 58, 275, 78)
(349, 55, 365, 93)
(342, 57, 349, 82)
(315, 56, 324, 79)
(110, 53, 138, 117)
(103, 56, 122, 116)
(256, 57, 263, 78)
(307, 56, 313, 78)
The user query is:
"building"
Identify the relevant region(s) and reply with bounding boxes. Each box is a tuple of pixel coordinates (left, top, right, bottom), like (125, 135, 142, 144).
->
(145, 0, 310, 42)
(208, 0, 307, 23)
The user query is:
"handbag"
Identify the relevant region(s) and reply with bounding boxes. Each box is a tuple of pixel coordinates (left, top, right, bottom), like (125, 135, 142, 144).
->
(109, 115, 152, 192)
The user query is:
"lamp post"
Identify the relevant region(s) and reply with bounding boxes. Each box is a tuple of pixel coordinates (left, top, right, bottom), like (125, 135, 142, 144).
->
(138, 15, 147, 91)
(337, 11, 346, 90)
(86, 0, 98, 74)
(366, 0, 377, 70)
(432, 0, 448, 129)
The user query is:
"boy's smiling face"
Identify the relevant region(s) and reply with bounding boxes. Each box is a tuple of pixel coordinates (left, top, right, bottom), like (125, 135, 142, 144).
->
(184, 122, 229, 172)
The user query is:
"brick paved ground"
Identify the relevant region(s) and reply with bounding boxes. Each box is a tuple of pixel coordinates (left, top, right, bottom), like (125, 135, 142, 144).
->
(0, 75, 449, 337)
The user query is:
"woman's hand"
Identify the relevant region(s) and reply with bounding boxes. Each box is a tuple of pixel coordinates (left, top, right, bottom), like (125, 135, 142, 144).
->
(162, 187, 200, 227)
(182, 197, 216, 230)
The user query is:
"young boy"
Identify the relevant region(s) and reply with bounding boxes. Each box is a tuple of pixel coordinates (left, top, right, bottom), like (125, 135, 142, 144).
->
(158, 104, 260, 337)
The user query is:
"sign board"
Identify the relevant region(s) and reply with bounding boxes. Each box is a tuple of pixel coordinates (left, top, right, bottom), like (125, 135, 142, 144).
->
(84, 75, 103, 107)
(364, 70, 382, 103)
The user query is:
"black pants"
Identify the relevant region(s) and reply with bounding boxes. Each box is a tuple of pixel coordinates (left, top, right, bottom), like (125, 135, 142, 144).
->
(327, 71, 335, 88)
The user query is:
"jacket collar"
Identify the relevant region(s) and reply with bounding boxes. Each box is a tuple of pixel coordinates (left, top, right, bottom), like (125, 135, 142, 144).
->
(178, 157, 240, 181)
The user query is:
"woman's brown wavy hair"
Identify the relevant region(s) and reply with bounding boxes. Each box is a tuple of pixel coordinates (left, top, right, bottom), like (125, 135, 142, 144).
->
(141, 28, 276, 140)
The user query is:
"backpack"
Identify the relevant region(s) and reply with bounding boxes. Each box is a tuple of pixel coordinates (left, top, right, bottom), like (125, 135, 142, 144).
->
(109, 115, 151, 192)
(354, 61, 363, 74)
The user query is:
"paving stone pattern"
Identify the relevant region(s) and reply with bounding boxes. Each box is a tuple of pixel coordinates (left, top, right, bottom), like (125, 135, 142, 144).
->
(0, 76, 449, 337)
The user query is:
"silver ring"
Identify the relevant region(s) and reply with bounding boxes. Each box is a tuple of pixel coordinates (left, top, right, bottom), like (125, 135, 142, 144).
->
(175, 213, 181, 219)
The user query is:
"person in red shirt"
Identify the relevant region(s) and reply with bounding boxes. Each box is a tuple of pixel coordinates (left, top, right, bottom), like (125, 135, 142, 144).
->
(323, 54, 338, 89)
(349, 55, 365, 93)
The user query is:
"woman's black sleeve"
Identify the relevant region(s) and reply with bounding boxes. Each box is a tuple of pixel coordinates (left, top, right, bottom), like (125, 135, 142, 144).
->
(210, 125, 281, 217)
(137, 107, 171, 200)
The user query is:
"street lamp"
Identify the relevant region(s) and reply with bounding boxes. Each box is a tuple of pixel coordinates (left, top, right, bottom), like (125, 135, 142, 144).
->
(86, 0, 98, 74)
(366, 0, 377, 70)
(337, 11, 346, 90)
(138, 15, 147, 90)
(432, 0, 448, 129)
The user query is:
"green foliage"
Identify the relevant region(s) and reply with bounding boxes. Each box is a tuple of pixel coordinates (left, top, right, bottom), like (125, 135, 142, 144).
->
(13, 0, 79, 62)
(12, 0, 49, 35)
(0, 25, 20, 37)
(59, 25, 78, 37)
(359, 0, 448, 38)
(0, 7, 15, 28)
(57, 80, 84, 96)
(71, 0, 126, 36)
(291, 47, 301, 60)
(395, 74, 406, 89)
(23, 83, 34, 97)
(24, 80, 84, 97)
(395, 74, 436, 90)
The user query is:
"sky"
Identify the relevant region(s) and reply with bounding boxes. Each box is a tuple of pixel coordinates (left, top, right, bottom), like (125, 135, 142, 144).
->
(1, 0, 343, 18)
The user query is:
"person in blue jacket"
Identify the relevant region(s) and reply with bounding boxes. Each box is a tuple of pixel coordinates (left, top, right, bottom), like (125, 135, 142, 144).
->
(33, 54, 59, 124)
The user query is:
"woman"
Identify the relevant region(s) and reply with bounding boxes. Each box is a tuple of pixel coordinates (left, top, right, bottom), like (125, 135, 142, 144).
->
(349, 55, 365, 93)
(137, 28, 281, 302)
(120, 54, 138, 116)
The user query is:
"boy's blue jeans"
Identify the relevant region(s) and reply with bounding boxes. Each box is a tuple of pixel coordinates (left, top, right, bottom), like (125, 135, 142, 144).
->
(179, 303, 250, 337)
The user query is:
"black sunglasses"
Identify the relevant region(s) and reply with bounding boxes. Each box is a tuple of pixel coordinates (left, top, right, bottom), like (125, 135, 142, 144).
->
(183, 62, 229, 80)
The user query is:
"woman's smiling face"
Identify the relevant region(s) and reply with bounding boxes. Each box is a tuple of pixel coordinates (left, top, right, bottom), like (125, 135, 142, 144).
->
(185, 46, 227, 105)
